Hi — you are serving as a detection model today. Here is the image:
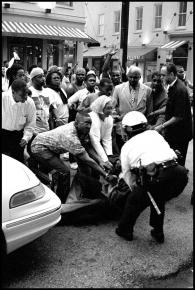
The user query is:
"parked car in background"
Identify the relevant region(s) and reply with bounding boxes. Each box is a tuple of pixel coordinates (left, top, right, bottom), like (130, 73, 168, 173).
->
(2, 154, 61, 255)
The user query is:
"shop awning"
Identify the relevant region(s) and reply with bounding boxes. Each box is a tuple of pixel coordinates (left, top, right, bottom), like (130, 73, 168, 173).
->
(160, 40, 186, 50)
(2, 20, 98, 43)
(83, 47, 111, 57)
(127, 46, 157, 60)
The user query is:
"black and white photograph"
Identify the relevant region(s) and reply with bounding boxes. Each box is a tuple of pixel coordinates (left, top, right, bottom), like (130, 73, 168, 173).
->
(1, 1, 193, 288)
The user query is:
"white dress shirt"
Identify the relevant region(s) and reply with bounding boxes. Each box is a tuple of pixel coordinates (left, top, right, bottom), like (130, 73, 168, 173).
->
(2, 89, 36, 142)
(166, 77, 177, 93)
(89, 111, 113, 162)
(120, 130, 177, 189)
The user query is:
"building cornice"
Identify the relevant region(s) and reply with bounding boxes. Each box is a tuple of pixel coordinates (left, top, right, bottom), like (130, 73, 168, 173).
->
(2, 9, 86, 25)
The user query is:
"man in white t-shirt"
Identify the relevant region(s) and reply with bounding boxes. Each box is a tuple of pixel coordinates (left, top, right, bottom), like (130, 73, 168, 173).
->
(115, 111, 188, 243)
(28, 67, 50, 134)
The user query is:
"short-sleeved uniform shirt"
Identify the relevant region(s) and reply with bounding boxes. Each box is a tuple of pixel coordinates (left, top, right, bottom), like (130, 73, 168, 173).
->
(31, 121, 85, 156)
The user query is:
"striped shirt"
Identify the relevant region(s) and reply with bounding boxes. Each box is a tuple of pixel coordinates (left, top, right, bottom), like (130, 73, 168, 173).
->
(2, 89, 36, 142)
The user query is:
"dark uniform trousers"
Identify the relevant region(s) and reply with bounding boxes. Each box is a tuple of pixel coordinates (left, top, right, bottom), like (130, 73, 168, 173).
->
(118, 164, 188, 233)
(2, 129, 24, 163)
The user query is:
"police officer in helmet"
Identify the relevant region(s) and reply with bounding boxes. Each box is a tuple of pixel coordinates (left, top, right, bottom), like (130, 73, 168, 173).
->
(115, 111, 188, 243)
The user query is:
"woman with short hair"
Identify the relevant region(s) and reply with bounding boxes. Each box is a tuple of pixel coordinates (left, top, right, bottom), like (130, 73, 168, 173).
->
(43, 70, 69, 128)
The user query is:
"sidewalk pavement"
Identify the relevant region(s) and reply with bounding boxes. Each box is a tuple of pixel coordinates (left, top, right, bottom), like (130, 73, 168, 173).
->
(58, 140, 193, 287)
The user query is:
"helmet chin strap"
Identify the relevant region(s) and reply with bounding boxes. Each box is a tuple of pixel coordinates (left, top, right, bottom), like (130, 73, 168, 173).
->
(123, 123, 147, 140)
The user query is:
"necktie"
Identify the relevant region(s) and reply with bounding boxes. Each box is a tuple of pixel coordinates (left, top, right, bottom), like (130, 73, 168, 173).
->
(131, 90, 136, 105)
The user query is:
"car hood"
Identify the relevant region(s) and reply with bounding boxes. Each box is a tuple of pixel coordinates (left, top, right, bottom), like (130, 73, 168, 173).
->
(2, 154, 40, 199)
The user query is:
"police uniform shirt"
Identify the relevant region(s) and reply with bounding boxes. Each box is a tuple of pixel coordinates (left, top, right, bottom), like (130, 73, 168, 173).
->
(120, 130, 177, 189)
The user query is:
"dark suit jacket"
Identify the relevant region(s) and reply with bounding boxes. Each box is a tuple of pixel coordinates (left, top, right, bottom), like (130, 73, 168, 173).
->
(165, 78, 192, 143)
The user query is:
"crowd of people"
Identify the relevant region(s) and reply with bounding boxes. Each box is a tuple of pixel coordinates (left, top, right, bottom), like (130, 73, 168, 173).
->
(2, 47, 193, 243)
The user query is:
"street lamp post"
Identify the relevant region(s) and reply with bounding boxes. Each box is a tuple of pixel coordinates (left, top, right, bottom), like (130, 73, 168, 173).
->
(120, 1, 129, 72)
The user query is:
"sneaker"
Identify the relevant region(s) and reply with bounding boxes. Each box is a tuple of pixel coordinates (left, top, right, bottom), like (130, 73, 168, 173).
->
(151, 229, 164, 243)
(70, 162, 78, 170)
(115, 227, 133, 241)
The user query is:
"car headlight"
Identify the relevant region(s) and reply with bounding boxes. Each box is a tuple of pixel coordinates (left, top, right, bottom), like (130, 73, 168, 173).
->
(9, 183, 45, 208)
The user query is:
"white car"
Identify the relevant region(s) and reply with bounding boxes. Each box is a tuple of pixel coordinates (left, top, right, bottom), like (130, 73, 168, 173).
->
(2, 154, 61, 254)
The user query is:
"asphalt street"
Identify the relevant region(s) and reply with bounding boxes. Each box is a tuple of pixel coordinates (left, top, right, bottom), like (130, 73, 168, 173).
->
(1, 140, 193, 288)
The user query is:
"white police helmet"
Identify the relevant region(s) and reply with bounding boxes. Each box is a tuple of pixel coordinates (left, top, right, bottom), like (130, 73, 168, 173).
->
(122, 111, 147, 127)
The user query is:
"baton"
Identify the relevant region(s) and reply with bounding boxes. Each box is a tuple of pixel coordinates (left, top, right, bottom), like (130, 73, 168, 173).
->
(147, 191, 161, 215)
(138, 159, 161, 215)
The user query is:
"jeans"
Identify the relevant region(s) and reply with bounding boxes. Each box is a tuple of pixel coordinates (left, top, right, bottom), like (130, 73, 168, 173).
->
(31, 150, 70, 203)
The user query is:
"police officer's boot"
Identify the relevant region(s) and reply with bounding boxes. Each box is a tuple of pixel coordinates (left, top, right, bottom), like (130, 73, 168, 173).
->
(56, 172, 70, 204)
(150, 228, 164, 243)
(115, 227, 133, 241)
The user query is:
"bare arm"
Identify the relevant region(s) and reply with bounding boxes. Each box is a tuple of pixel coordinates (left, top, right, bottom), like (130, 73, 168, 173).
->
(76, 151, 108, 178)
(22, 100, 36, 143)
(86, 146, 104, 167)
(154, 116, 183, 132)
(102, 46, 119, 74)
(153, 106, 166, 116)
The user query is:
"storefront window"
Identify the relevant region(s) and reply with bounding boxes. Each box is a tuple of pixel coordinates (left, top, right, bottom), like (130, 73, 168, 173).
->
(63, 40, 76, 68)
(47, 40, 60, 68)
(7, 37, 42, 71)
(172, 43, 188, 70)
